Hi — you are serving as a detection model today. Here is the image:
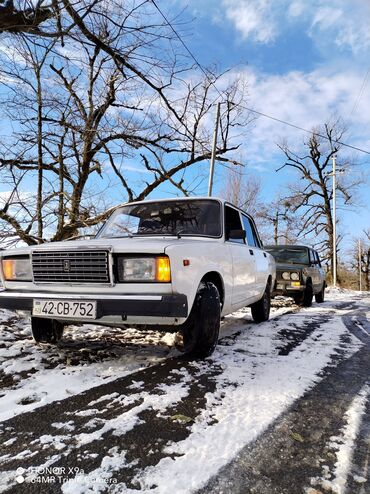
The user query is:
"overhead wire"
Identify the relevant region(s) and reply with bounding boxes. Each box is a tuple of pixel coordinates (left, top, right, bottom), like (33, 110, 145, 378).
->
(349, 66, 370, 118)
(150, 0, 370, 158)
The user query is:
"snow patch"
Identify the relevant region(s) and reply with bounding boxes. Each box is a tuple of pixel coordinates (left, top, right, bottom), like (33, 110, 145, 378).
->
(309, 384, 369, 493)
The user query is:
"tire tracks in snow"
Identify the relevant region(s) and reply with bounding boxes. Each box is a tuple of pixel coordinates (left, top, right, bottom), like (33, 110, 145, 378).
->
(199, 302, 370, 494)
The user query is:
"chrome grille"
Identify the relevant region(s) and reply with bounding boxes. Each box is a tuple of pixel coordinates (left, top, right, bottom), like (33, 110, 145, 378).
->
(32, 250, 110, 284)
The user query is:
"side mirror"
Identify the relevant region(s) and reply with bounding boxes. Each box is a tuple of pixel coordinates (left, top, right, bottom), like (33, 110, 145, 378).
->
(229, 229, 246, 240)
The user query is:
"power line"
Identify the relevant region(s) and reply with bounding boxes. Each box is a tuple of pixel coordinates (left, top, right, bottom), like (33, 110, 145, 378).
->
(151, 0, 370, 157)
(236, 105, 370, 156)
(349, 66, 370, 118)
(150, 0, 212, 82)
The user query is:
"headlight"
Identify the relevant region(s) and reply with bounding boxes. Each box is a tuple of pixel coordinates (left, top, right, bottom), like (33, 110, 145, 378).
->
(2, 257, 32, 281)
(290, 272, 300, 281)
(282, 272, 290, 280)
(116, 256, 171, 282)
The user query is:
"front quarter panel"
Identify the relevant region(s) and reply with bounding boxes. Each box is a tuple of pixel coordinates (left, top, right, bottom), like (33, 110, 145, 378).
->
(165, 240, 233, 316)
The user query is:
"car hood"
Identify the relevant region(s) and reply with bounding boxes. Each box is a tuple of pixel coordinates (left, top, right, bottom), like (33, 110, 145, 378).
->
(275, 262, 308, 271)
(0, 236, 216, 257)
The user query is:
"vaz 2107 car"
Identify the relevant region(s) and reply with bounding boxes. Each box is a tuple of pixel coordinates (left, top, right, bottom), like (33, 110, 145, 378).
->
(265, 245, 326, 307)
(0, 198, 275, 358)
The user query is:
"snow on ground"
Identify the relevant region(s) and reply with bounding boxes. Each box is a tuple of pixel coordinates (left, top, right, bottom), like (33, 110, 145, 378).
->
(0, 289, 368, 493)
(0, 313, 176, 422)
(308, 384, 369, 494)
(124, 304, 364, 493)
(0, 298, 297, 422)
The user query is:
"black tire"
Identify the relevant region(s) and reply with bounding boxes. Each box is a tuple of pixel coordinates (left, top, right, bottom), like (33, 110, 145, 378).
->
(177, 281, 221, 359)
(251, 282, 271, 323)
(31, 317, 64, 344)
(293, 293, 304, 305)
(302, 282, 313, 307)
(315, 284, 325, 303)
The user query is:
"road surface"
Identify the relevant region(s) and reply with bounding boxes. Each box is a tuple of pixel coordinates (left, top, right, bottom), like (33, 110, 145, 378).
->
(0, 288, 369, 493)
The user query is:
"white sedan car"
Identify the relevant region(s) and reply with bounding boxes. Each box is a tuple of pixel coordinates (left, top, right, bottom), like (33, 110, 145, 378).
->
(0, 197, 275, 358)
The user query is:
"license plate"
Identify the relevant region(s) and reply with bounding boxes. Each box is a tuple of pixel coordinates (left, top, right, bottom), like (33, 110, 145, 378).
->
(33, 299, 97, 319)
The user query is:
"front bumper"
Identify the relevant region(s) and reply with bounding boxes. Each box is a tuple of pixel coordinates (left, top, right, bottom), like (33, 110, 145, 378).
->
(0, 290, 188, 319)
(272, 281, 305, 297)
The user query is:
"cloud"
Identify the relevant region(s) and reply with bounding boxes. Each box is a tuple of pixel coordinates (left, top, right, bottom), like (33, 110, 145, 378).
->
(0, 190, 33, 204)
(288, 1, 305, 17)
(219, 0, 370, 53)
(229, 66, 370, 167)
(222, 0, 278, 43)
(309, 1, 370, 54)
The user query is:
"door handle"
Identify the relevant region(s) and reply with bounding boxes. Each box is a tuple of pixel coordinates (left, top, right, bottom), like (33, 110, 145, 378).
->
(249, 249, 254, 255)
(263, 252, 267, 258)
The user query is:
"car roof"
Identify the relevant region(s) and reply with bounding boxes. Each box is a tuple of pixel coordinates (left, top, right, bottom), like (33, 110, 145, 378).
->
(126, 196, 224, 206)
(265, 244, 312, 250)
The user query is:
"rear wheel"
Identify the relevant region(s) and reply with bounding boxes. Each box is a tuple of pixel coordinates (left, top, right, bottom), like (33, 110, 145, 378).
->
(177, 281, 220, 359)
(31, 317, 64, 344)
(251, 282, 271, 323)
(315, 284, 325, 303)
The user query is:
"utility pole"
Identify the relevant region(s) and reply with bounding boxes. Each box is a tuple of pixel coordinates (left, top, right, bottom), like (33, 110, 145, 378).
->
(208, 102, 221, 197)
(359, 239, 362, 291)
(325, 156, 345, 287)
(332, 154, 337, 287)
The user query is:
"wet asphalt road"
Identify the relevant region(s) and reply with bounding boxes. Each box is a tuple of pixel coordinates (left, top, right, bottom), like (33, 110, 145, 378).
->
(199, 303, 370, 494)
(0, 296, 369, 494)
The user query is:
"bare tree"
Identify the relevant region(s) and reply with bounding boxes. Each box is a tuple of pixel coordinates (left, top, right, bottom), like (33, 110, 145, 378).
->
(360, 231, 370, 291)
(0, 1, 55, 35)
(221, 167, 301, 245)
(349, 232, 370, 291)
(258, 196, 300, 246)
(0, 6, 251, 246)
(222, 167, 262, 217)
(277, 122, 362, 277)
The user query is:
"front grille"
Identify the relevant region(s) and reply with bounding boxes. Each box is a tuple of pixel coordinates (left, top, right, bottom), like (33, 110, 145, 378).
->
(32, 250, 110, 284)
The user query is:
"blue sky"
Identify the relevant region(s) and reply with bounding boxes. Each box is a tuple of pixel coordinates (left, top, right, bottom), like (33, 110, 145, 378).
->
(159, 0, 370, 254)
(0, 1, 368, 257)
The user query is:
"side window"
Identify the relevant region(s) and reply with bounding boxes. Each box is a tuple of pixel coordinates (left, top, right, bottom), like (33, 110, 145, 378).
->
(225, 206, 244, 244)
(309, 249, 316, 265)
(241, 215, 259, 247)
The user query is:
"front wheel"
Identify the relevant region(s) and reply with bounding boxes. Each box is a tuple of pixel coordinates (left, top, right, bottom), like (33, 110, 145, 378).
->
(302, 282, 313, 307)
(251, 283, 271, 323)
(31, 317, 64, 344)
(177, 281, 221, 359)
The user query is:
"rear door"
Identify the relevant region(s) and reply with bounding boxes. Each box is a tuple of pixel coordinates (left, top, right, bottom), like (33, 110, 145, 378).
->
(225, 205, 256, 306)
(241, 214, 267, 296)
(313, 250, 325, 292)
(308, 249, 321, 292)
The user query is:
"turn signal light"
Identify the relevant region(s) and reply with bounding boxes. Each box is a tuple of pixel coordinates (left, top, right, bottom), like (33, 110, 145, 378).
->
(2, 260, 14, 280)
(156, 256, 171, 282)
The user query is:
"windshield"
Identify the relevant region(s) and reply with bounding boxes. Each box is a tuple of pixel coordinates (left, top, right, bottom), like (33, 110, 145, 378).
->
(97, 199, 222, 238)
(265, 247, 309, 265)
